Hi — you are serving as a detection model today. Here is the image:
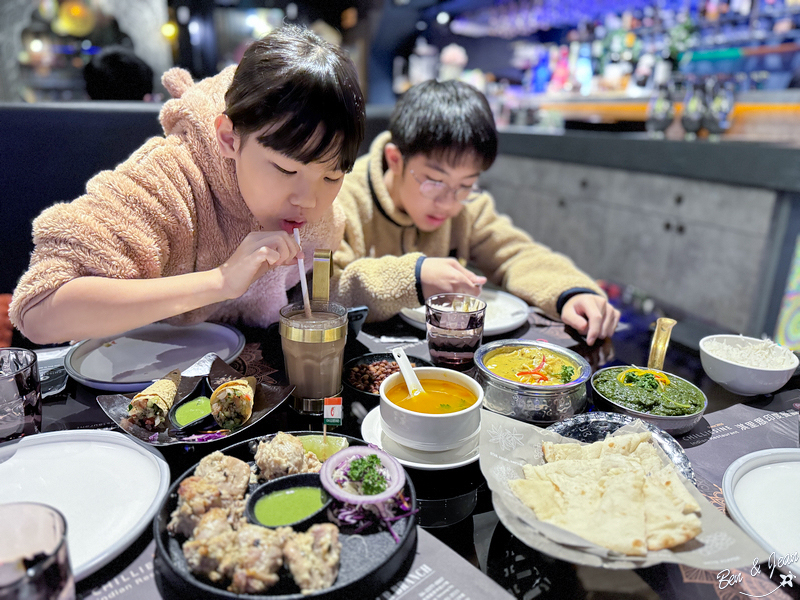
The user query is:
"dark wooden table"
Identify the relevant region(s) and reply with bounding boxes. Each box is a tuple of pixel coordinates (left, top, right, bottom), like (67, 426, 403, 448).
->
(22, 300, 800, 600)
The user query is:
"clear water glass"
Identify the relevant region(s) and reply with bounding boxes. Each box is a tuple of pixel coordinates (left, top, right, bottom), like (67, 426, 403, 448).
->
(0, 502, 75, 600)
(0, 348, 42, 443)
(425, 294, 487, 372)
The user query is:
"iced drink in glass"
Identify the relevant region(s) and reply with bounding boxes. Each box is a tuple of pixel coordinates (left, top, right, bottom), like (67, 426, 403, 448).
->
(0, 349, 41, 443)
(279, 301, 347, 414)
(426, 294, 487, 372)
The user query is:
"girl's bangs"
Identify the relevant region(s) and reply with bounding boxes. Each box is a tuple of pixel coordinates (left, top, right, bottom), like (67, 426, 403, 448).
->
(255, 80, 361, 172)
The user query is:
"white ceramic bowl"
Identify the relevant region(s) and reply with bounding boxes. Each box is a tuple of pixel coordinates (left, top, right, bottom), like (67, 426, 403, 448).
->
(699, 334, 799, 396)
(379, 367, 484, 452)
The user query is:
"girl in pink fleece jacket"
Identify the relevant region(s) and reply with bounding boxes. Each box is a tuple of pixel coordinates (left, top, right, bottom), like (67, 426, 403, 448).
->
(11, 26, 365, 345)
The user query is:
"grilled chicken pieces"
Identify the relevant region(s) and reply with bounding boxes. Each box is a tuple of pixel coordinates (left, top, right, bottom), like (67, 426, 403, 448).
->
(254, 431, 322, 480)
(171, 438, 341, 594)
(167, 451, 250, 537)
(284, 523, 342, 594)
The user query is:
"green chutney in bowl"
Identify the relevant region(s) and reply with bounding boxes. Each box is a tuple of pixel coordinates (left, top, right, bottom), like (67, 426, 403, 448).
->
(245, 472, 331, 530)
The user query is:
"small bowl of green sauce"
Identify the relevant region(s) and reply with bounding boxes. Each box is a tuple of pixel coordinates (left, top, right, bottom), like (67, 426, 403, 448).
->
(168, 378, 216, 432)
(245, 473, 331, 531)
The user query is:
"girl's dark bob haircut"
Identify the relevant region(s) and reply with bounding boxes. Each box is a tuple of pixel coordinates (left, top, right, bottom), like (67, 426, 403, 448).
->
(389, 79, 497, 172)
(225, 25, 365, 173)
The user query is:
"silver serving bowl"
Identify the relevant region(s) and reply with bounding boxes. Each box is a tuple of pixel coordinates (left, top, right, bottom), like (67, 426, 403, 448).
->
(546, 411, 695, 483)
(590, 366, 708, 436)
(474, 339, 591, 424)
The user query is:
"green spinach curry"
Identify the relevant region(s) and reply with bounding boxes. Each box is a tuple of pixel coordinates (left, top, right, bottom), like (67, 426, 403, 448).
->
(593, 367, 705, 416)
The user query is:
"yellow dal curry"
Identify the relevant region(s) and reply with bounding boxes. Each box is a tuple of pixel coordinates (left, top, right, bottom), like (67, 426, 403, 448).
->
(483, 347, 578, 385)
(385, 379, 478, 414)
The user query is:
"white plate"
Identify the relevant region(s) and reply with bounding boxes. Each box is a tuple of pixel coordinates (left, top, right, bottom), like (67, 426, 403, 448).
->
(0, 430, 170, 581)
(360, 406, 479, 470)
(65, 322, 246, 392)
(722, 448, 800, 578)
(399, 289, 529, 337)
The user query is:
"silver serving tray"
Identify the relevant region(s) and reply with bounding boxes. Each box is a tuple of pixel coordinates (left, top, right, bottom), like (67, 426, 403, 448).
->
(546, 411, 695, 484)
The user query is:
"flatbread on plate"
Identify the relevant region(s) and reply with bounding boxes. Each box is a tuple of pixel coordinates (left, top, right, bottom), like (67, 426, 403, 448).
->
(510, 432, 701, 556)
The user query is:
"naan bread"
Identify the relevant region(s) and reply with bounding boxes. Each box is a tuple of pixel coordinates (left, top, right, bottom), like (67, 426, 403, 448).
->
(542, 432, 652, 463)
(511, 454, 648, 556)
(643, 464, 702, 551)
(510, 432, 701, 556)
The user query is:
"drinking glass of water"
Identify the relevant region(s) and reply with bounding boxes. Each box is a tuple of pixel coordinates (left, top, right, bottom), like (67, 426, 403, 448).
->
(425, 294, 487, 372)
(0, 348, 42, 443)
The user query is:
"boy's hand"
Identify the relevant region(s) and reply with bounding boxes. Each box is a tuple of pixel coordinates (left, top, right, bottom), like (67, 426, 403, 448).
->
(561, 294, 620, 346)
(217, 231, 302, 299)
(420, 257, 487, 299)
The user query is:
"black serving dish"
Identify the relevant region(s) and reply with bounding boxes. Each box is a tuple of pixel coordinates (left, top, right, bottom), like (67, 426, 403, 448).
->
(342, 353, 432, 403)
(245, 473, 331, 532)
(168, 377, 216, 433)
(153, 431, 418, 600)
(96, 356, 294, 446)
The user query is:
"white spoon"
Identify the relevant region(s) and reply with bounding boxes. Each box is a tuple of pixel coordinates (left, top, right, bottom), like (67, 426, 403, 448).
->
(391, 347, 425, 397)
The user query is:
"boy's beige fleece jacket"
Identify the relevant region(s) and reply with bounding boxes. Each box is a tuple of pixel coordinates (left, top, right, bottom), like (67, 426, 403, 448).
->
(332, 131, 603, 322)
(10, 67, 344, 334)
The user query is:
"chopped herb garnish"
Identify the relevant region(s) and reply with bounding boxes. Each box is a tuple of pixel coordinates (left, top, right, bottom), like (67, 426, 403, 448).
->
(623, 371, 660, 391)
(361, 469, 387, 495)
(559, 365, 575, 383)
(348, 454, 387, 495)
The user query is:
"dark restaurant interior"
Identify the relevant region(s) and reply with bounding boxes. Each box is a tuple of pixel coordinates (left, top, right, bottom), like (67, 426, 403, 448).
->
(1, 1, 800, 599)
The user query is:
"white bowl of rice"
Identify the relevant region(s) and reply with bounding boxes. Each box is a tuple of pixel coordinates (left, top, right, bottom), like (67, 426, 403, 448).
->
(699, 334, 799, 396)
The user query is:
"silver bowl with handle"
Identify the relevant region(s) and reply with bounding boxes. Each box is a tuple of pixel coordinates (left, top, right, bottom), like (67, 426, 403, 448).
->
(590, 366, 708, 436)
(474, 339, 591, 424)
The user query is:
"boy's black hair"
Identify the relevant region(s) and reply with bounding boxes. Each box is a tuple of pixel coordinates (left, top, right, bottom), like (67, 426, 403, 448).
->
(225, 25, 365, 173)
(389, 80, 497, 172)
(84, 46, 154, 101)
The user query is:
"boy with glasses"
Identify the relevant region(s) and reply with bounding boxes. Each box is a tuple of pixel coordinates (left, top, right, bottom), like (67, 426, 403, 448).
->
(332, 79, 618, 345)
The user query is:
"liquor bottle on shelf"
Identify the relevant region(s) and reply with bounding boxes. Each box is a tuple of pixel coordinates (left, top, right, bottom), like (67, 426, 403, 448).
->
(681, 79, 706, 139)
(646, 82, 676, 137)
(702, 77, 735, 139)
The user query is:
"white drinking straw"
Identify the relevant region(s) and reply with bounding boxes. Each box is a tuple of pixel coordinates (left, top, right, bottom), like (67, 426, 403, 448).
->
(293, 228, 313, 319)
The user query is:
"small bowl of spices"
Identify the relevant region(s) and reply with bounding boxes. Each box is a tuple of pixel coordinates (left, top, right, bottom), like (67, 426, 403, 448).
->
(343, 353, 432, 402)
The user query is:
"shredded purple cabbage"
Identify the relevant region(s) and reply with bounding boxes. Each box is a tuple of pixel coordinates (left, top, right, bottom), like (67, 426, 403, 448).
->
(328, 491, 417, 544)
(181, 430, 227, 442)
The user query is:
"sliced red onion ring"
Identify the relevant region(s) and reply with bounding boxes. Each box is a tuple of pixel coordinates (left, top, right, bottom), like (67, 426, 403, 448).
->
(320, 446, 405, 506)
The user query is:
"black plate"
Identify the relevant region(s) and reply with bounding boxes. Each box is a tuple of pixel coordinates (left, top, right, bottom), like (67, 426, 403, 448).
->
(342, 353, 433, 399)
(153, 431, 418, 599)
(96, 357, 294, 446)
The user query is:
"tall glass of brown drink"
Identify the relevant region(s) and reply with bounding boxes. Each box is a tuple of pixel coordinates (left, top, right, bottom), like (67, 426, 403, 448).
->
(279, 301, 347, 414)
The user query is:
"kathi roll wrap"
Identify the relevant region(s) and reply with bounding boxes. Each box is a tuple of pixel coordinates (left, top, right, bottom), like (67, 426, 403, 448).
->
(210, 377, 256, 429)
(128, 369, 181, 430)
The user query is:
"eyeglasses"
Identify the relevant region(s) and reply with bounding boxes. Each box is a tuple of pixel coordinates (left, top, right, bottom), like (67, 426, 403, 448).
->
(409, 169, 482, 205)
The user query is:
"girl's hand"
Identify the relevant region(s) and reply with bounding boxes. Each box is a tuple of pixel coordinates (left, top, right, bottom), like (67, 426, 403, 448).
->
(561, 294, 620, 346)
(420, 257, 487, 299)
(217, 231, 302, 299)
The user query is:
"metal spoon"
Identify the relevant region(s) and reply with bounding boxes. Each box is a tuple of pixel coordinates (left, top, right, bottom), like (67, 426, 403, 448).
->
(391, 347, 425, 397)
